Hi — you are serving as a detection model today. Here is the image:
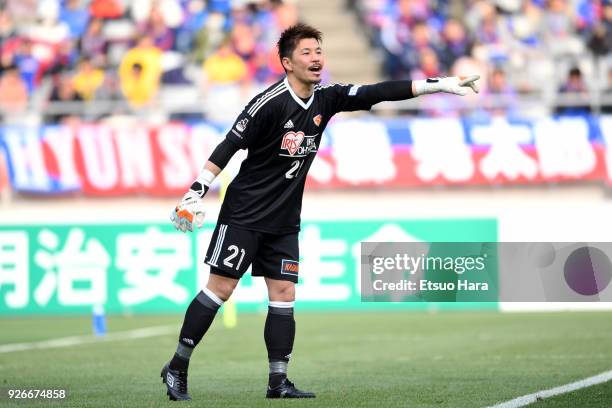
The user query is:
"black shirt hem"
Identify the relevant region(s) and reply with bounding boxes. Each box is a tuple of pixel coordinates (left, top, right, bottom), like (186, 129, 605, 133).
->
(217, 218, 300, 235)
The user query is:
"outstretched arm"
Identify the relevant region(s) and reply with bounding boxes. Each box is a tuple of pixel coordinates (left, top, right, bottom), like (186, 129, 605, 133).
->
(357, 75, 480, 104)
(329, 75, 480, 113)
(171, 139, 240, 232)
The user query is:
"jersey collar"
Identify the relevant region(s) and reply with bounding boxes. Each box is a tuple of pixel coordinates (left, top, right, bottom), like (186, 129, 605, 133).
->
(284, 77, 314, 110)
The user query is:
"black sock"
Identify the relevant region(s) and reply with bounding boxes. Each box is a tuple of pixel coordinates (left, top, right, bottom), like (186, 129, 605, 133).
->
(170, 344, 192, 371)
(264, 304, 295, 387)
(269, 372, 286, 388)
(169, 289, 222, 370)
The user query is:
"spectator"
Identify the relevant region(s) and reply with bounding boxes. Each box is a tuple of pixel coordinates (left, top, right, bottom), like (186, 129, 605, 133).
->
(439, 19, 472, 72)
(272, 0, 299, 31)
(120, 62, 159, 108)
(482, 67, 518, 117)
(587, 1, 612, 57)
(556, 66, 591, 115)
(249, 1, 277, 49)
(46, 72, 83, 123)
(60, 0, 90, 38)
(72, 58, 105, 101)
(466, 1, 500, 45)
(139, 4, 175, 51)
(0, 65, 28, 119)
(587, 22, 611, 57)
(396, 0, 434, 26)
(408, 47, 454, 117)
(249, 46, 283, 85)
(118, 36, 162, 107)
(190, 11, 227, 63)
(80, 18, 107, 62)
(202, 39, 248, 86)
(0, 0, 309, 121)
(27, 5, 71, 67)
(12, 39, 39, 95)
(96, 69, 122, 102)
(574, 0, 599, 33)
(404, 21, 441, 71)
(202, 39, 249, 122)
(175, 0, 208, 54)
(541, 0, 584, 57)
(48, 39, 79, 74)
(410, 47, 444, 80)
(232, 22, 257, 67)
(379, 0, 421, 79)
(606, 0, 612, 29)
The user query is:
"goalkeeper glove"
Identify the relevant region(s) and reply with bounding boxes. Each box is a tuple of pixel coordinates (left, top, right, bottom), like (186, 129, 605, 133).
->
(170, 168, 216, 232)
(170, 190, 205, 233)
(414, 75, 480, 96)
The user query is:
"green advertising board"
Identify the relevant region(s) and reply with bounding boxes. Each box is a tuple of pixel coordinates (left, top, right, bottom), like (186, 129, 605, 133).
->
(0, 219, 497, 315)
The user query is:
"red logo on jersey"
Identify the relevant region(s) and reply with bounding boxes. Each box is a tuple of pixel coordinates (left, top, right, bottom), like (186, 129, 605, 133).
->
(313, 114, 322, 127)
(281, 131, 304, 156)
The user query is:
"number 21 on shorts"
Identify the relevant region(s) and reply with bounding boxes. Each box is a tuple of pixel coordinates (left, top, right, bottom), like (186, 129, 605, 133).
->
(224, 245, 246, 270)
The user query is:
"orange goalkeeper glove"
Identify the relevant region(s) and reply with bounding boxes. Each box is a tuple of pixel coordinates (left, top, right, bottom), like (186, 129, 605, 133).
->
(170, 190, 205, 233)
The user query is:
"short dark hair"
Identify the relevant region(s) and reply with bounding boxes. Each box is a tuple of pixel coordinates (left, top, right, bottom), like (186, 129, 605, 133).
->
(277, 23, 322, 65)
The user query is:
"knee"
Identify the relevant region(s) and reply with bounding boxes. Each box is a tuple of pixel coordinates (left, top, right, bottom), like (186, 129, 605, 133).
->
(268, 282, 295, 302)
(206, 275, 238, 301)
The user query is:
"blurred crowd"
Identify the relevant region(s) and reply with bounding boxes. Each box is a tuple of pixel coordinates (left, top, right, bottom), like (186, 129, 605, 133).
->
(0, 0, 611, 124)
(359, 0, 612, 116)
(0, 0, 297, 123)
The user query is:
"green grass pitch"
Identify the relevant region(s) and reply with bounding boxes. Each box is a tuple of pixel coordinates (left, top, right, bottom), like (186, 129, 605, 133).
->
(0, 311, 611, 407)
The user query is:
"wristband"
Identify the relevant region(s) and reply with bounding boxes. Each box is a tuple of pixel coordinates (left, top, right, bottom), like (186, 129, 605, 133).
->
(190, 169, 216, 198)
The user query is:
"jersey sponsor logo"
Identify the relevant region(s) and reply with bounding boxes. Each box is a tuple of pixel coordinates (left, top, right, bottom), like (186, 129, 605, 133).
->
(284, 119, 294, 129)
(281, 131, 304, 156)
(281, 259, 299, 276)
(236, 118, 248, 132)
(280, 133, 318, 157)
(313, 114, 322, 127)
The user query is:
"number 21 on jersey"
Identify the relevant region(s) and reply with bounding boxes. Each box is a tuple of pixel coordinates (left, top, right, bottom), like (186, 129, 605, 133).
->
(285, 159, 304, 179)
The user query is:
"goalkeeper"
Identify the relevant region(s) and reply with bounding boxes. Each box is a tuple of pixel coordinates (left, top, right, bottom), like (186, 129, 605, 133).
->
(161, 23, 479, 401)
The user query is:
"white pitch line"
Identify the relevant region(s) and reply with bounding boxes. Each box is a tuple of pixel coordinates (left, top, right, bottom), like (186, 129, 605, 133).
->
(0, 325, 176, 353)
(486, 369, 612, 408)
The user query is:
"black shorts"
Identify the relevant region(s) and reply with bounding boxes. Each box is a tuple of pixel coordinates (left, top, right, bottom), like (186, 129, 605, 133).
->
(204, 223, 299, 283)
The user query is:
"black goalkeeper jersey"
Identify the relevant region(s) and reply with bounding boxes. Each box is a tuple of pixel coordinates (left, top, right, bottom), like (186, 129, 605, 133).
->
(219, 77, 375, 234)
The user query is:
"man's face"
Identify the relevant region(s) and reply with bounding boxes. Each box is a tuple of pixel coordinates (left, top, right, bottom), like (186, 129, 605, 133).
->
(283, 38, 324, 85)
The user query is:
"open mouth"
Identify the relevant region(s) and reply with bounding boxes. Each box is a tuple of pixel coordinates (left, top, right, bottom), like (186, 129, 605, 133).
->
(308, 65, 322, 73)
